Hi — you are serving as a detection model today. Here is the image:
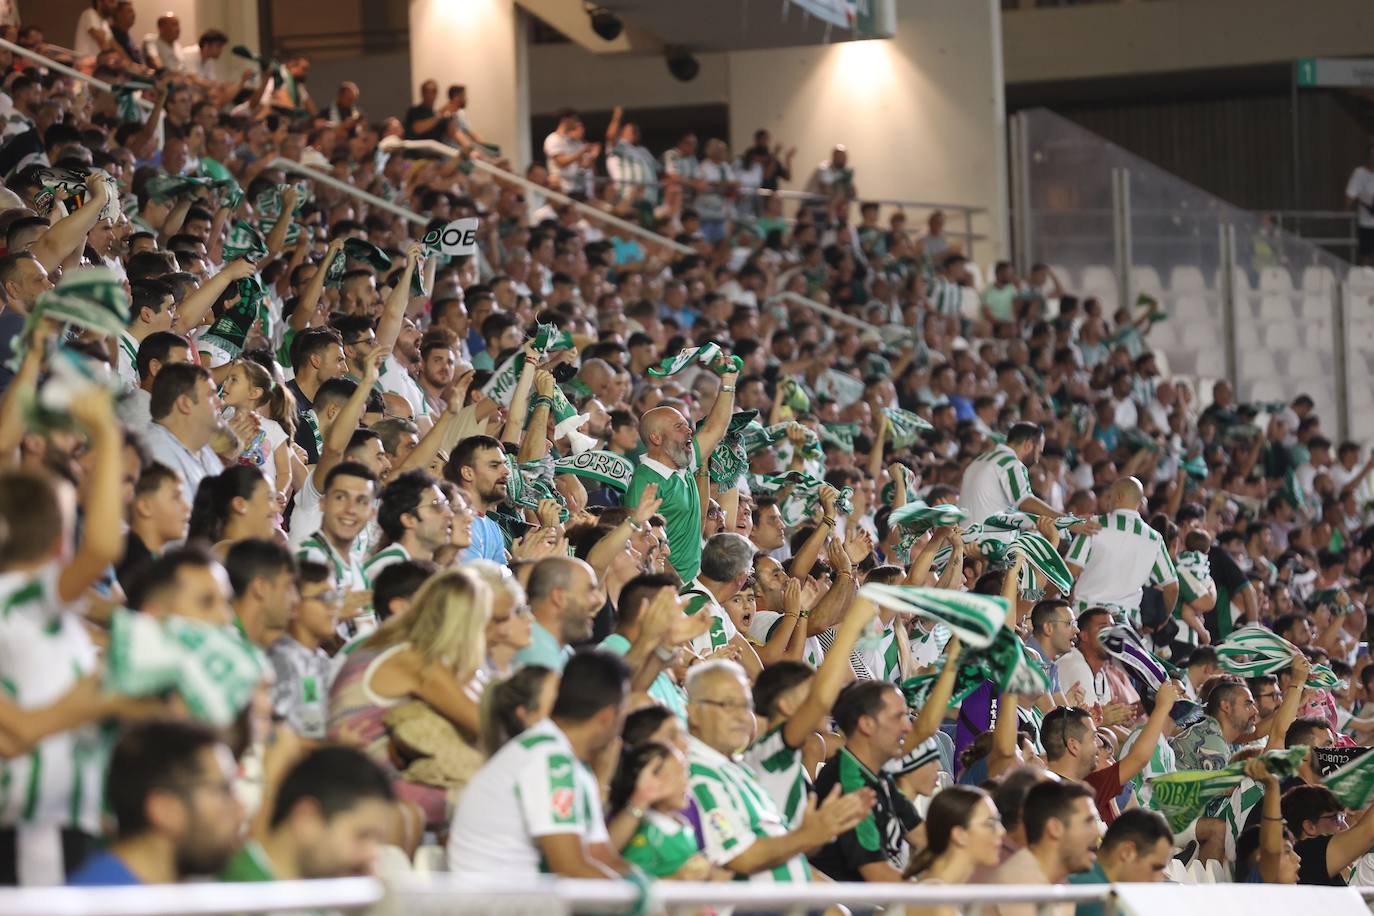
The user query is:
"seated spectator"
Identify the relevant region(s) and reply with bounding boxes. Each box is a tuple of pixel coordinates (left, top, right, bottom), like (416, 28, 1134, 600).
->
(1067, 809, 1174, 912)
(990, 780, 1098, 916)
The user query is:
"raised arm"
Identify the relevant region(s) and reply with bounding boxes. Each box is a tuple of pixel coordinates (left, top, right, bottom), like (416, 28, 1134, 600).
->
(782, 593, 879, 748)
(263, 186, 301, 260)
(393, 370, 474, 477)
(291, 238, 343, 332)
(316, 347, 386, 481)
(517, 369, 555, 463)
(694, 365, 738, 459)
(31, 178, 110, 272)
(376, 243, 420, 353)
(172, 257, 257, 335)
(1265, 654, 1310, 750)
(1118, 680, 1178, 783)
(58, 390, 124, 603)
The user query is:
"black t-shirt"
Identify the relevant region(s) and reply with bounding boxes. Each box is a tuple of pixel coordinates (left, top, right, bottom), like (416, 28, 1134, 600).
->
(808, 749, 920, 882)
(404, 104, 447, 141)
(1203, 545, 1250, 642)
(1295, 834, 1346, 886)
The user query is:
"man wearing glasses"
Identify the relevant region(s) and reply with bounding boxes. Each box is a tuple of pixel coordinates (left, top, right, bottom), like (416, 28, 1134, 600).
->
(684, 659, 874, 883)
(363, 470, 453, 581)
(1025, 599, 1078, 695)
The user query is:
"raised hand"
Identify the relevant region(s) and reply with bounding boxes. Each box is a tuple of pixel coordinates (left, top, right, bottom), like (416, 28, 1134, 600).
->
(632, 482, 662, 526)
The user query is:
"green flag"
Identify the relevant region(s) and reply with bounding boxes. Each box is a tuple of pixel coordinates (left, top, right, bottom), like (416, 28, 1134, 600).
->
(1007, 531, 1075, 595)
(1147, 746, 1308, 833)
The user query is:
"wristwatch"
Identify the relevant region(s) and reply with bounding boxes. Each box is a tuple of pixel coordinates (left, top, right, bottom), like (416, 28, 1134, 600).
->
(721, 384, 736, 393)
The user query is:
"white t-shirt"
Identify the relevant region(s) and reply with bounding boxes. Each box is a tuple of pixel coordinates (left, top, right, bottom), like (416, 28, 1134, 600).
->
(73, 8, 110, 58)
(379, 354, 430, 420)
(0, 564, 104, 858)
(448, 718, 608, 874)
(749, 611, 823, 668)
(1064, 509, 1178, 615)
(542, 132, 586, 192)
(287, 469, 324, 550)
(958, 443, 1033, 526)
(1347, 166, 1374, 228)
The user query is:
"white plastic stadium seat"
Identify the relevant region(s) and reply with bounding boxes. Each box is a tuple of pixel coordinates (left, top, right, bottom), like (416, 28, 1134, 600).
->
(964, 261, 984, 290)
(1176, 320, 1219, 352)
(1131, 266, 1164, 299)
(1261, 322, 1298, 351)
(1232, 322, 1260, 353)
(1171, 295, 1211, 323)
(1247, 379, 1286, 404)
(1259, 266, 1294, 292)
(1081, 265, 1116, 295)
(1048, 264, 1073, 288)
(1299, 295, 1331, 320)
(1256, 296, 1296, 322)
(1284, 350, 1323, 379)
(1239, 350, 1278, 381)
(1303, 322, 1333, 351)
(1302, 265, 1336, 293)
(1168, 266, 1207, 293)
(1213, 266, 1252, 294)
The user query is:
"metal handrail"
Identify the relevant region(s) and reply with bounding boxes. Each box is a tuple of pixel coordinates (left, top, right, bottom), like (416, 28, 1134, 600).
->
(267, 157, 427, 227)
(0, 36, 152, 109)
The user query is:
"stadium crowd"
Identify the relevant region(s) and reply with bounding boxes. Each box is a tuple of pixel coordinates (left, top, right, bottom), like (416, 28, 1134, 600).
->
(0, 3, 1371, 909)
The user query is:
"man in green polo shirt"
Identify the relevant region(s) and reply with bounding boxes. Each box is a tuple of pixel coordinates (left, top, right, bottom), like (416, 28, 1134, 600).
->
(625, 366, 738, 584)
(221, 746, 394, 882)
(1067, 809, 1173, 915)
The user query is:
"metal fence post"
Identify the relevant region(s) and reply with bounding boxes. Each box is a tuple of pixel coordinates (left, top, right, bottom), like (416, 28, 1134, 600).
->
(1220, 223, 1238, 388)
(1009, 112, 1033, 275)
(1111, 168, 1132, 314)
(1334, 277, 1350, 441)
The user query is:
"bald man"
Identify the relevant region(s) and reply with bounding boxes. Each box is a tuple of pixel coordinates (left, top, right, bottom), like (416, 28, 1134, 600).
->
(1064, 476, 1179, 629)
(624, 362, 738, 582)
(515, 556, 605, 672)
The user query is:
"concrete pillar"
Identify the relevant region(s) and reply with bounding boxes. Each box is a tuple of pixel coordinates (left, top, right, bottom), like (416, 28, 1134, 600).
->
(408, 0, 531, 168)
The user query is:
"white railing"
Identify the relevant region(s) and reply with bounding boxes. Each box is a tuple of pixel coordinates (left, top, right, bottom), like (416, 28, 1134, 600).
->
(266, 157, 428, 227)
(8, 876, 1374, 916)
(0, 36, 152, 110)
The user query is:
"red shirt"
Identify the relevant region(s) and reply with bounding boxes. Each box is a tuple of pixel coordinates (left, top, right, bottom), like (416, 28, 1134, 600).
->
(1084, 761, 1123, 824)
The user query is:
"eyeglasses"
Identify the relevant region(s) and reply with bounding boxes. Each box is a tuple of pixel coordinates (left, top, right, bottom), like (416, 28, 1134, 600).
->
(695, 698, 754, 713)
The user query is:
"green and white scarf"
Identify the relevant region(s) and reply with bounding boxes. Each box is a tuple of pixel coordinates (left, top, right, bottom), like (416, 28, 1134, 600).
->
(883, 405, 933, 448)
(1005, 531, 1075, 596)
(553, 451, 634, 493)
(647, 342, 722, 377)
(1146, 745, 1308, 833)
(859, 583, 1007, 649)
(819, 422, 859, 453)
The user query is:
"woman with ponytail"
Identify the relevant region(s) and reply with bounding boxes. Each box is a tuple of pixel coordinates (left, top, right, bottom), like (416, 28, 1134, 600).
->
(904, 786, 1006, 911)
(220, 356, 297, 507)
(187, 465, 277, 555)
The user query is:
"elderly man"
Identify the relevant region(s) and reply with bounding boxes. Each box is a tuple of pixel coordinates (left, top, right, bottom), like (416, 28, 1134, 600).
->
(685, 660, 873, 883)
(1064, 476, 1179, 628)
(624, 363, 738, 582)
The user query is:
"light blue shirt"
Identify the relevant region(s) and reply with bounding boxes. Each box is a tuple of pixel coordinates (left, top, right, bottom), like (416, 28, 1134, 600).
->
(460, 513, 506, 564)
(600, 633, 687, 720)
(515, 619, 572, 672)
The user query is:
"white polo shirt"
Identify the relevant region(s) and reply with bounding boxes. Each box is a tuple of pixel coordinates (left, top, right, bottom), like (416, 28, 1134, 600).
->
(1065, 508, 1177, 616)
(959, 443, 1033, 526)
(447, 718, 608, 875)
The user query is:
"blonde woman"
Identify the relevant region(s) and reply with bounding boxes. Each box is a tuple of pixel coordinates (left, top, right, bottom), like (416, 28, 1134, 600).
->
(327, 567, 491, 826)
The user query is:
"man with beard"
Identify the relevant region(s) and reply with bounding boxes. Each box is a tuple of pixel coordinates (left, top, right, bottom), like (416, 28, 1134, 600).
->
(446, 435, 510, 563)
(379, 317, 430, 425)
(220, 747, 393, 882)
(625, 371, 738, 583)
(516, 557, 604, 672)
(417, 336, 457, 415)
(67, 722, 244, 885)
(1170, 680, 1259, 771)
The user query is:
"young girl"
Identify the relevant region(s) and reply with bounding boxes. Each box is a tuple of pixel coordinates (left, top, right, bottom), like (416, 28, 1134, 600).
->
(610, 742, 714, 880)
(219, 357, 296, 507)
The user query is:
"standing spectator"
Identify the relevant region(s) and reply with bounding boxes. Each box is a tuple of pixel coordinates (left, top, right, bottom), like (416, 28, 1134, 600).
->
(605, 106, 660, 209)
(1056, 608, 1143, 711)
(141, 13, 184, 73)
(405, 79, 454, 143)
(448, 650, 632, 877)
(543, 109, 598, 194)
(806, 144, 858, 212)
(108, 1, 145, 68)
(1345, 141, 1374, 267)
(67, 722, 244, 886)
(181, 29, 228, 84)
(143, 363, 228, 498)
(73, 0, 116, 60)
(325, 81, 362, 126)
(663, 132, 704, 200)
(959, 422, 1081, 526)
(1064, 476, 1179, 627)
(697, 139, 737, 244)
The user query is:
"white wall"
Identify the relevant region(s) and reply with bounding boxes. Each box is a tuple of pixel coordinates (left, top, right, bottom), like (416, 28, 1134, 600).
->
(1003, 0, 1374, 84)
(728, 0, 1008, 261)
(527, 0, 1009, 261)
(409, 0, 530, 167)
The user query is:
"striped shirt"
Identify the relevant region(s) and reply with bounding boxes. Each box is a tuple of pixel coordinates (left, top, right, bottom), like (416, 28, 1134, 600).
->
(1065, 509, 1177, 620)
(930, 275, 963, 318)
(0, 565, 106, 849)
(296, 533, 369, 594)
(681, 579, 738, 656)
(606, 140, 660, 205)
(959, 443, 1033, 526)
(361, 542, 410, 582)
(741, 723, 808, 828)
(663, 148, 702, 183)
(687, 735, 811, 883)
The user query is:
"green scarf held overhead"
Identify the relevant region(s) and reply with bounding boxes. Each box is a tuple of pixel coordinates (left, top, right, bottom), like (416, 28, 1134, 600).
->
(9, 267, 130, 371)
(1147, 746, 1309, 833)
(553, 451, 634, 493)
(1006, 531, 1076, 596)
(884, 405, 933, 449)
(1325, 746, 1374, 810)
(859, 584, 1008, 648)
(888, 500, 968, 534)
(254, 183, 307, 245)
(223, 220, 268, 262)
(533, 323, 576, 354)
(113, 78, 154, 123)
(900, 626, 1049, 712)
(105, 607, 269, 728)
(647, 342, 739, 378)
(481, 350, 525, 406)
(755, 470, 852, 516)
(819, 422, 859, 453)
(325, 237, 389, 288)
(779, 377, 811, 413)
(704, 409, 759, 488)
(199, 276, 266, 360)
(1181, 455, 1208, 479)
(881, 463, 920, 507)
